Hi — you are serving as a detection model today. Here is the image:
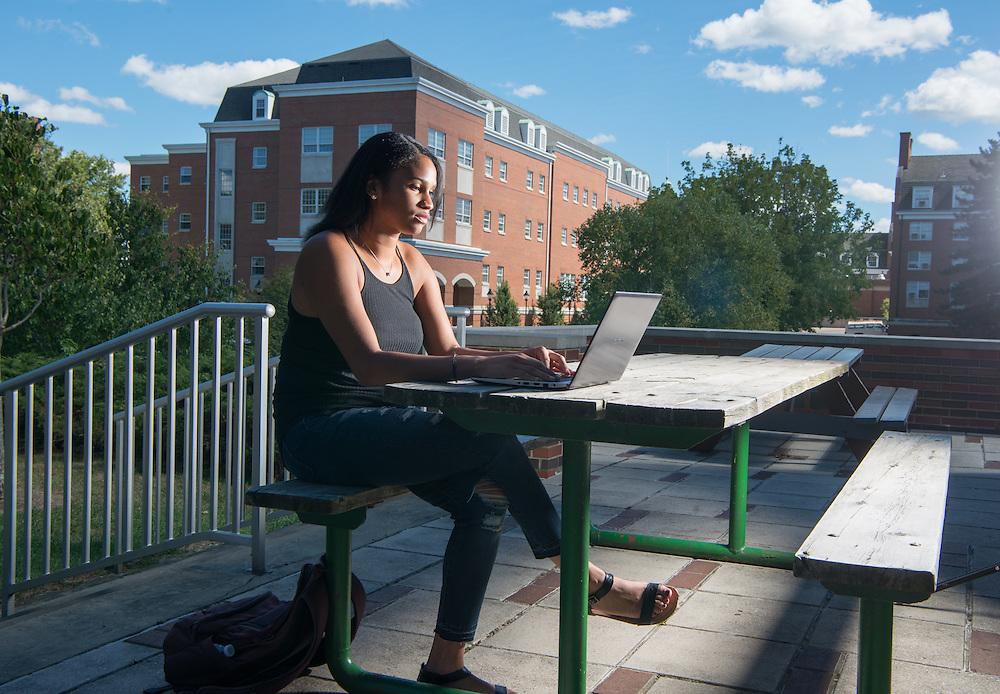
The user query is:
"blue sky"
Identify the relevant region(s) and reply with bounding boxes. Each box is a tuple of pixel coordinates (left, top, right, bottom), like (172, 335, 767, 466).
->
(4, 0, 999, 232)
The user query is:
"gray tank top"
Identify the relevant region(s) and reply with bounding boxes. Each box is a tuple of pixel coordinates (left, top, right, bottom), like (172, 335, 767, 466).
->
(272, 236, 425, 439)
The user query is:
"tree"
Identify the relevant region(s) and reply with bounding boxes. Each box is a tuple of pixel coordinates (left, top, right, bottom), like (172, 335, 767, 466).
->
(239, 264, 295, 355)
(483, 280, 520, 326)
(946, 135, 1000, 338)
(537, 284, 565, 325)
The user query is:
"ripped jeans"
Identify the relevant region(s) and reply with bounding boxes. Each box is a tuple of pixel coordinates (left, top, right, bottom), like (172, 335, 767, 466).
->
(279, 405, 562, 642)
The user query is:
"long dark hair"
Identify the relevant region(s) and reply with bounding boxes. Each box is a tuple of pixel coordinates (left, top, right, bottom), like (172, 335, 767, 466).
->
(305, 131, 443, 240)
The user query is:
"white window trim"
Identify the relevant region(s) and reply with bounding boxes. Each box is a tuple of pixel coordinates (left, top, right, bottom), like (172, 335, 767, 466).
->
(912, 186, 933, 209)
(484, 156, 494, 178)
(179, 166, 192, 185)
(302, 126, 334, 155)
(178, 212, 192, 232)
(498, 213, 506, 235)
(457, 139, 474, 169)
(428, 128, 446, 159)
(139, 176, 150, 192)
(251, 202, 267, 224)
(252, 147, 267, 169)
(483, 209, 492, 232)
(456, 197, 472, 226)
(499, 161, 508, 182)
(906, 250, 932, 271)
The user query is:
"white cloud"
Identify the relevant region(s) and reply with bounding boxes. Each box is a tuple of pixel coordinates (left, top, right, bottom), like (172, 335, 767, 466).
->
(0, 82, 106, 125)
(705, 60, 824, 92)
(801, 95, 823, 108)
(16, 17, 100, 47)
(829, 123, 873, 137)
(59, 86, 132, 112)
(916, 131, 960, 152)
(906, 50, 1000, 124)
(346, 0, 408, 6)
(840, 176, 893, 203)
(588, 133, 616, 145)
(695, 0, 951, 65)
(873, 217, 891, 233)
(687, 141, 754, 158)
(511, 84, 546, 98)
(553, 7, 632, 29)
(122, 55, 299, 106)
(633, 43, 652, 54)
(860, 94, 900, 117)
(112, 161, 131, 178)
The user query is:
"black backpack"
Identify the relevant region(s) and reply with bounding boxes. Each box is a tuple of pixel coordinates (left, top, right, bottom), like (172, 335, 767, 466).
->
(158, 561, 365, 694)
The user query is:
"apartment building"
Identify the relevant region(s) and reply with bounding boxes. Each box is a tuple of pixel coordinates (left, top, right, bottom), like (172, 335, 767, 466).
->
(887, 132, 980, 336)
(125, 40, 649, 323)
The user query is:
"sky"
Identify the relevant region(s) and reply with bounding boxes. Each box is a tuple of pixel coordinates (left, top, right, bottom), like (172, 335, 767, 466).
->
(4, 0, 1000, 233)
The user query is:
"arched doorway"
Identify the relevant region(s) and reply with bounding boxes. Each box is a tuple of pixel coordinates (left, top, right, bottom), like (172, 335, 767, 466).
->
(451, 273, 475, 313)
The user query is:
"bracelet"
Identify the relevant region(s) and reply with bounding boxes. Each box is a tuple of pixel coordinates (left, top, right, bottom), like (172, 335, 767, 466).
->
(451, 352, 458, 381)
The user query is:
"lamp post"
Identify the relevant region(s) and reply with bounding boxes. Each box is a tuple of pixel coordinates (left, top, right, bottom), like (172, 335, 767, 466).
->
(484, 288, 493, 326)
(523, 289, 530, 326)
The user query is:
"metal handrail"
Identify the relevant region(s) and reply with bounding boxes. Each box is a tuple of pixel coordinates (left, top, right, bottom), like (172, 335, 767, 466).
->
(0, 302, 275, 394)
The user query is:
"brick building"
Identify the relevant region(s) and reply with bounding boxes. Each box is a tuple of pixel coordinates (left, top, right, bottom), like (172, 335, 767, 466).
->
(125, 40, 648, 323)
(887, 131, 980, 336)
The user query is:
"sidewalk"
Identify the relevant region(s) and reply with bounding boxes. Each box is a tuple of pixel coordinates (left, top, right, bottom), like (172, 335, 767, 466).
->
(2, 432, 1000, 693)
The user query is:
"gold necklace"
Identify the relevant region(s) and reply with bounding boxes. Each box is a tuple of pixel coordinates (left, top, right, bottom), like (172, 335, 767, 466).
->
(361, 240, 394, 277)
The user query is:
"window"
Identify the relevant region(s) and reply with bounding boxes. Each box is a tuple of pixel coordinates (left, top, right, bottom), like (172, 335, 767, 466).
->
(536, 222, 544, 242)
(952, 185, 973, 208)
(953, 222, 970, 241)
(252, 147, 267, 168)
(161, 220, 169, 234)
(499, 161, 508, 182)
(498, 213, 506, 234)
(561, 227, 567, 245)
(908, 222, 932, 241)
(457, 139, 473, 168)
(912, 186, 933, 209)
(456, 197, 472, 225)
(254, 95, 267, 119)
(524, 219, 531, 240)
(219, 223, 233, 251)
(497, 265, 505, 286)
(251, 256, 265, 277)
(539, 174, 545, 193)
(592, 193, 598, 209)
(219, 169, 233, 197)
(906, 281, 930, 308)
(139, 176, 150, 192)
(866, 252, 879, 268)
(435, 203, 444, 221)
(523, 268, 530, 290)
(359, 123, 391, 146)
(483, 209, 492, 231)
(535, 270, 542, 294)
(485, 156, 494, 178)
(302, 126, 333, 154)
(162, 176, 169, 192)
(907, 250, 931, 270)
(562, 182, 569, 201)
(526, 170, 533, 189)
(573, 186, 579, 203)
(178, 213, 191, 232)
(180, 166, 192, 185)
(427, 128, 446, 159)
(301, 188, 331, 215)
(481, 264, 490, 286)
(583, 189, 589, 206)
(571, 231, 578, 248)
(952, 256, 969, 267)
(251, 202, 267, 224)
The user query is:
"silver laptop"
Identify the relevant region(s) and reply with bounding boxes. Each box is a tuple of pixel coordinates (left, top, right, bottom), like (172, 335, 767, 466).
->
(472, 291, 662, 390)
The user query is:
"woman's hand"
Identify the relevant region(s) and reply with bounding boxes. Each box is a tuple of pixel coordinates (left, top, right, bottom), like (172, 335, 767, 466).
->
(471, 351, 565, 381)
(519, 346, 574, 376)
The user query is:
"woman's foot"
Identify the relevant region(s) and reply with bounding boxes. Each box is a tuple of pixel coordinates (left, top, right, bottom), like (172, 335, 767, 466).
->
(418, 664, 513, 693)
(587, 569, 677, 625)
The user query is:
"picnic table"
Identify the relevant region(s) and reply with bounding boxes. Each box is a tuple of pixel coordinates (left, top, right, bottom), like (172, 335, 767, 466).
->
(384, 352, 847, 693)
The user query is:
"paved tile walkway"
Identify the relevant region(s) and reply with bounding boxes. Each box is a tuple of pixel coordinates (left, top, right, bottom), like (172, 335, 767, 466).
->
(2, 432, 1000, 693)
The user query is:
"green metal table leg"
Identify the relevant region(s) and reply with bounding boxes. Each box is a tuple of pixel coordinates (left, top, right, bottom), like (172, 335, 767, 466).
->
(558, 439, 591, 694)
(858, 598, 893, 694)
(728, 423, 749, 552)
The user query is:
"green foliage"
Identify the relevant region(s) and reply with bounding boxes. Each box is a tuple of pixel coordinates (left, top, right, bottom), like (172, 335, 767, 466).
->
(483, 280, 520, 326)
(536, 284, 565, 325)
(881, 297, 890, 321)
(945, 134, 1000, 338)
(239, 264, 294, 355)
(578, 143, 872, 330)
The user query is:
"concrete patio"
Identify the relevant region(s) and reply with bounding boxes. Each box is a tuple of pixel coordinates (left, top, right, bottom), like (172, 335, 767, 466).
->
(2, 431, 1000, 693)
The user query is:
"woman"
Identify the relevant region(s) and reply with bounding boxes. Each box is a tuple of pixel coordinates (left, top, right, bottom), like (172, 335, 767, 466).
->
(273, 132, 677, 694)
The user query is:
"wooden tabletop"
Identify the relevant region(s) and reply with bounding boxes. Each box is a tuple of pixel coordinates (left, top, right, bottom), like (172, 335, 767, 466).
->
(385, 353, 847, 430)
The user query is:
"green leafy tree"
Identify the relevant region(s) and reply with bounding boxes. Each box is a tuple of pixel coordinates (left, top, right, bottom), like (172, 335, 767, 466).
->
(239, 264, 295, 355)
(537, 283, 564, 325)
(946, 134, 1000, 338)
(483, 280, 520, 326)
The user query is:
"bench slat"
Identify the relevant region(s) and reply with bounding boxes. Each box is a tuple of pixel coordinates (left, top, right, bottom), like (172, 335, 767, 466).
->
(853, 385, 895, 422)
(803, 346, 844, 361)
(881, 388, 918, 425)
(742, 344, 784, 358)
(827, 347, 864, 366)
(246, 479, 406, 515)
(794, 432, 951, 602)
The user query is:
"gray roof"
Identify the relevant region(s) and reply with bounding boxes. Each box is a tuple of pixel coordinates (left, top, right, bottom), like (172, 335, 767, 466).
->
(901, 154, 982, 184)
(215, 40, 641, 175)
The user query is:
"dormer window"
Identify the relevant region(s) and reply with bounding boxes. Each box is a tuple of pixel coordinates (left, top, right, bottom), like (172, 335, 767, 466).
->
(912, 186, 933, 209)
(252, 90, 273, 120)
(952, 185, 973, 208)
(519, 119, 535, 148)
(478, 100, 495, 130)
(494, 107, 509, 136)
(536, 125, 547, 151)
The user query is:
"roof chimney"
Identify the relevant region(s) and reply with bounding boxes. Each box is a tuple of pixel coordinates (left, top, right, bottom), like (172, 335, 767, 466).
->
(898, 132, 912, 169)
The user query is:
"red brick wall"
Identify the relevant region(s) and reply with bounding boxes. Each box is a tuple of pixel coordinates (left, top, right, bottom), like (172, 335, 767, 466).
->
(633, 328, 1000, 433)
(130, 153, 206, 249)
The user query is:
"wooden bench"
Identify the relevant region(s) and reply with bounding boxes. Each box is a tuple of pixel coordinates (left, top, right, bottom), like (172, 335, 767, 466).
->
(793, 431, 951, 694)
(741, 344, 919, 458)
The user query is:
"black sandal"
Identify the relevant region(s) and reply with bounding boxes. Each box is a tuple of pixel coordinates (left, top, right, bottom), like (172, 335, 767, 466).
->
(417, 664, 509, 693)
(587, 572, 678, 625)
